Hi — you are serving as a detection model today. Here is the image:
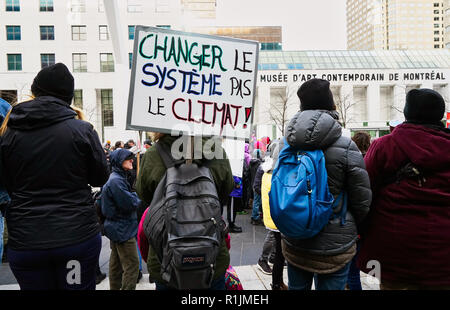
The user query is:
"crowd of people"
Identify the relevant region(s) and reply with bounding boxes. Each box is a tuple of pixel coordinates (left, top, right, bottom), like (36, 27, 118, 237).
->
(0, 63, 449, 291)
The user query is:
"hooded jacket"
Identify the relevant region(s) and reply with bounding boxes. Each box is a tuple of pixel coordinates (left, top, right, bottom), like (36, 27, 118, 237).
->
(281, 110, 371, 274)
(0, 96, 109, 250)
(101, 149, 141, 243)
(357, 123, 450, 286)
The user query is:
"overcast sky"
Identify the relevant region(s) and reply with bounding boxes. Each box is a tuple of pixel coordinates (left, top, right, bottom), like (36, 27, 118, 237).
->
(214, 0, 348, 51)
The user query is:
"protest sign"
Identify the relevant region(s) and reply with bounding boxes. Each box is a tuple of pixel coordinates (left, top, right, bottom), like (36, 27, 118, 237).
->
(126, 26, 259, 141)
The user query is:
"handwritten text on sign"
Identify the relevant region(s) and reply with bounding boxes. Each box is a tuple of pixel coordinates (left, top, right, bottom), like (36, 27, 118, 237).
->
(127, 26, 258, 140)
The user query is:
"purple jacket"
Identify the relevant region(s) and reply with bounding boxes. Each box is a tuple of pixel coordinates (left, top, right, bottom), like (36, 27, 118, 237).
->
(230, 176, 243, 198)
(244, 144, 251, 167)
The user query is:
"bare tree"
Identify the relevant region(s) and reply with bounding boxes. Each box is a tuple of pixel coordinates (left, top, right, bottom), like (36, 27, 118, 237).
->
(334, 90, 357, 129)
(268, 85, 296, 136)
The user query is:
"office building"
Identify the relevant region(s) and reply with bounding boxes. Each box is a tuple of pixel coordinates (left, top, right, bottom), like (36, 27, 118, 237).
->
(347, 0, 446, 50)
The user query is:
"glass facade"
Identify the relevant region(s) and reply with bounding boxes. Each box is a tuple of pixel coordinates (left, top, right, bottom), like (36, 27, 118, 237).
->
(260, 42, 282, 51)
(258, 49, 450, 70)
(128, 25, 135, 40)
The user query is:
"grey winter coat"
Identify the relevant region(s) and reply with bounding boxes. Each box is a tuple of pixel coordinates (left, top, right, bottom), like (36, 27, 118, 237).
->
(281, 110, 371, 273)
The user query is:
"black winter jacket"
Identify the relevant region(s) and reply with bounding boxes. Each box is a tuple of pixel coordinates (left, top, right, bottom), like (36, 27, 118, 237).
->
(253, 166, 264, 196)
(281, 110, 371, 272)
(0, 96, 109, 250)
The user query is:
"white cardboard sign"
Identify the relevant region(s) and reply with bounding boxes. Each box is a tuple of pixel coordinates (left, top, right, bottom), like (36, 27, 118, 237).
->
(127, 26, 259, 140)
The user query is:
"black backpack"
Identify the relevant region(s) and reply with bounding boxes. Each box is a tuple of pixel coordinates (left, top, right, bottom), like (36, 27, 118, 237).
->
(143, 142, 226, 289)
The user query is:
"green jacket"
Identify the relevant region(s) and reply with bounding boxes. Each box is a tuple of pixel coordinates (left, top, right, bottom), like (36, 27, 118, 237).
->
(136, 135, 234, 286)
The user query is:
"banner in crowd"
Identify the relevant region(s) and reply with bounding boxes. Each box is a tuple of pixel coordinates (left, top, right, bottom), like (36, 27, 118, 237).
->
(126, 26, 259, 140)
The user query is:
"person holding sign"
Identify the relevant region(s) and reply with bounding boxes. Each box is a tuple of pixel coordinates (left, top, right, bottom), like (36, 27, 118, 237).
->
(136, 133, 234, 290)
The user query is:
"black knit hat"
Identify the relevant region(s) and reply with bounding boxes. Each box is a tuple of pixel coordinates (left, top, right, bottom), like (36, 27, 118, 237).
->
(404, 88, 445, 124)
(297, 78, 335, 111)
(31, 63, 74, 103)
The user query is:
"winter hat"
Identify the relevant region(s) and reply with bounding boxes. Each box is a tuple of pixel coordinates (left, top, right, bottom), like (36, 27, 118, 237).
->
(297, 78, 335, 111)
(31, 63, 74, 103)
(403, 88, 445, 125)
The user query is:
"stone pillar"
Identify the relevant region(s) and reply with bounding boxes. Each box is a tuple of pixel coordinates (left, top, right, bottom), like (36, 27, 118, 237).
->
(367, 84, 381, 123)
(255, 85, 270, 134)
(420, 81, 433, 89)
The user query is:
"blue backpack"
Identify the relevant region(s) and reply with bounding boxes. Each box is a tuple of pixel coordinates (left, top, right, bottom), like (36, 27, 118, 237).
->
(269, 139, 346, 239)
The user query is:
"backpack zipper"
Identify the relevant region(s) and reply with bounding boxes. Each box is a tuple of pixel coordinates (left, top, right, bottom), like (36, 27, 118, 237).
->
(306, 179, 312, 229)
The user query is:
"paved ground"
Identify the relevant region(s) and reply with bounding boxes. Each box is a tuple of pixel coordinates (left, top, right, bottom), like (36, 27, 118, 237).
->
(0, 211, 380, 290)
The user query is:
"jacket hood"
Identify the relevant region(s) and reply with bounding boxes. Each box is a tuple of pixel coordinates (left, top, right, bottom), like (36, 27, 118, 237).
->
(261, 158, 274, 173)
(285, 110, 342, 150)
(391, 123, 450, 169)
(8, 96, 76, 130)
(110, 149, 133, 172)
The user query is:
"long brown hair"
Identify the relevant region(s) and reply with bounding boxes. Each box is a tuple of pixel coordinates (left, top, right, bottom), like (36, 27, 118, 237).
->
(352, 131, 371, 155)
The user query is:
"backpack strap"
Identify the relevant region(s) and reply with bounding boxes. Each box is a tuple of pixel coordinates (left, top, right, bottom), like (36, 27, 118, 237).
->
(331, 192, 347, 226)
(155, 142, 184, 169)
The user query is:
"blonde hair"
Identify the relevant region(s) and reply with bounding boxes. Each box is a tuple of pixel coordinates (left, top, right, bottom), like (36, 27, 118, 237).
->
(0, 96, 85, 136)
(71, 105, 86, 121)
(150, 132, 165, 142)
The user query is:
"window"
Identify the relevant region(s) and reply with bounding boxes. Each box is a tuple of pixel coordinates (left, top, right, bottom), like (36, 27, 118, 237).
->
(128, 25, 135, 40)
(72, 53, 87, 72)
(40, 53, 55, 68)
(6, 25, 20, 40)
(100, 53, 114, 72)
(155, 0, 169, 12)
(434, 37, 440, 42)
(40, 25, 54, 40)
(99, 25, 109, 40)
(434, 9, 439, 14)
(71, 0, 85, 12)
(7, 54, 22, 71)
(434, 30, 440, 35)
(40, 0, 53, 11)
(71, 25, 86, 40)
(98, 0, 104, 12)
(127, 0, 142, 12)
(73, 89, 83, 109)
(6, 0, 19, 11)
(434, 44, 440, 48)
(129, 53, 133, 69)
(260, 42, 282, 50)
(101, 89, 113, 127)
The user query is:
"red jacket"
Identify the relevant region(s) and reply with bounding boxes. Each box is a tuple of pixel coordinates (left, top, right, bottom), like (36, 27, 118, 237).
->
(357, 123, 450, 286)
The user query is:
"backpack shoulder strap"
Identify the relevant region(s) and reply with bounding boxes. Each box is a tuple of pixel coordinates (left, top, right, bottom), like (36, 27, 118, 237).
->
(155, 142, 184, 168)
